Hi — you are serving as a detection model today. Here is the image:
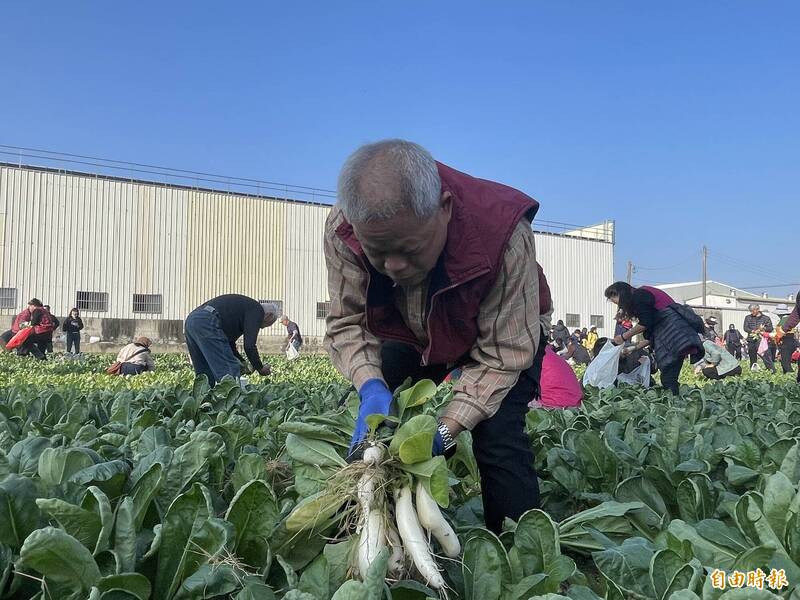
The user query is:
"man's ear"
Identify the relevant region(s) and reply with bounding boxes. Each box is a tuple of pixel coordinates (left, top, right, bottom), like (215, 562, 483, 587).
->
(440, 191, 453, 219)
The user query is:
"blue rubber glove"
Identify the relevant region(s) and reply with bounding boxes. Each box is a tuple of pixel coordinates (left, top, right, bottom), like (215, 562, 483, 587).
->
(348, 379, 393, 457)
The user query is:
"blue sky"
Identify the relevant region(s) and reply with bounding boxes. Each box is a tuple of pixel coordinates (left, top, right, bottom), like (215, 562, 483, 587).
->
(1, 2, 797, 298)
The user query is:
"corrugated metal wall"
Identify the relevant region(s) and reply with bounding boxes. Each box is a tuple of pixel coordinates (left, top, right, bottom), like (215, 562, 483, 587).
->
(535, 232, 617, 335)
(0, 164, 616, 340)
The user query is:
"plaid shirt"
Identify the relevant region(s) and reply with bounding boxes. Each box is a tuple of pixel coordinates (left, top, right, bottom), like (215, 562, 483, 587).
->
(324, 208, 541, 431)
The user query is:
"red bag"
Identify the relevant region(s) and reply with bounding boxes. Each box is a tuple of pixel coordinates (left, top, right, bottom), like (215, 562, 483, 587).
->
(6, 327, 34, 350)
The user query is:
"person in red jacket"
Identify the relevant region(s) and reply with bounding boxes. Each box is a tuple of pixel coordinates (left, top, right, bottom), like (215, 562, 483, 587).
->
(325, 139, 549, 533)
(1, 307, 32, 348)
(17, 298, 55, 360)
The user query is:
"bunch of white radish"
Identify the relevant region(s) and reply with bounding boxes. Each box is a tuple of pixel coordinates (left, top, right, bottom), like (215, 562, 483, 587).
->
(354, 443, 461, 591)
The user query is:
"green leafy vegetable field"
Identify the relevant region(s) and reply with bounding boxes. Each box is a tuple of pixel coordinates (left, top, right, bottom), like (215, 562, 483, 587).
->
(0, 352, 798, 600)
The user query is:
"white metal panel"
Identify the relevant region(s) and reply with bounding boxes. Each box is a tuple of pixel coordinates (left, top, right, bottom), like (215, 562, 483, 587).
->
(0, 164, 617, 344)
(534, 232, 616, 336)
(283, 203, 330, 339)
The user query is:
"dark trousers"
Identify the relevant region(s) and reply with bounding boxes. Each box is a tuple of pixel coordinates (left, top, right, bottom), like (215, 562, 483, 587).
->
(0, 330, 12, 347)
(779, 335, 797, 375)
(65, 332, 81, 354)
(380, 338, 546, 534)
(120, 362, 146, 376)
(20, 333, 50, 360)
(747, 339, 776, 372)
(659, 358, 683, 395)
(702, 365, 743, 380)
(184, 307, 241, 386)
(726, 343, 742, 360)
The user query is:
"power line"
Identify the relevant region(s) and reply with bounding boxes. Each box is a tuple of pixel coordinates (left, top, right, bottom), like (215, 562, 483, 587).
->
(633, 251, 700, 271)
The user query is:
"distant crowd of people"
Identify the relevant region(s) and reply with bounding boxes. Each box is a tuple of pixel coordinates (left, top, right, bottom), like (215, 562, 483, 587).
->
(0, 295, 305, 381)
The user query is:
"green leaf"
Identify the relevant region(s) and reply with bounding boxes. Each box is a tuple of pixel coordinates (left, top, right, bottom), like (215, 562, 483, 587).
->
(113, 498, 137, 573)
(96, 572, 151, 600)
(82, 486, 114, 555)
(286, 490, 347, 533)
(591, 537, 656, 599)
(397, 379, 437, 416)
(514, 509, 574, 591)
(70, 460, 130, 499)
(231, 454, 268, 492)
(158, 430, 226, 507)
(297, 555, 329, 600)
(225, 479, 279, 568)
(762, 471, 794, 540)
(667, 520, 738, 570)
(129, 461, 163, 530)
(7, 436, 50, 476)
(463, 530, 511, 600)
(285, 434, 346, 467)
(153, 483, 232, 600)
(323, 539, 357, 592)
(397, 456, 449, 507)
(18, 526, 101, 592)
(389, 580, 439, 600)
(330, 580, 369, 600)
(718, 590, 782, 600)
(388, 414, 437, 465)
(38, 447, 95, 486)
(36, 497, 101, 551)
(172, 564, 240, 599)
(0, 475, 41, 549)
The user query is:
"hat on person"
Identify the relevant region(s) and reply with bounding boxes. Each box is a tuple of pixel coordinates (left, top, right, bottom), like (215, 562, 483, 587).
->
(134, 336, 152, 347)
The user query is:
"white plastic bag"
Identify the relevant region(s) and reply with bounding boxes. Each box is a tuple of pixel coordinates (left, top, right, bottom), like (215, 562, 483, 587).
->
(616, 357, 652, 388)
(286, 344, 300, 361)
(582, 340, 623, 389)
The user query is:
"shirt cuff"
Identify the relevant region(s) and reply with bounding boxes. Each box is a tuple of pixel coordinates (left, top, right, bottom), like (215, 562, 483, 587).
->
(440, 392, 491, 432)
(350, 363, 385, 391)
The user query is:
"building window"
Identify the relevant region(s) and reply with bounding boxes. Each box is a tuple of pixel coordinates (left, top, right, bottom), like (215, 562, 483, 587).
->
(259, 299, 283, 317)
(316, 301, 331, 319)
(76, 291, 109, 312)
(0, 288, 16, 309)
(590, 315, 605, 329)
(132, 294, 163, 314)
(565, 313, 581, 328)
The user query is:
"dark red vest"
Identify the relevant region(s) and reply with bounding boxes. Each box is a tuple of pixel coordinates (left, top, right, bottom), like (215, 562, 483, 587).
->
(336, 162, 551, 365)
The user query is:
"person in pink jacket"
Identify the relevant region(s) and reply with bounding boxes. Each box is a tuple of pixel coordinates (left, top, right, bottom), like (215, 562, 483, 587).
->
(529, 345, 583, 409)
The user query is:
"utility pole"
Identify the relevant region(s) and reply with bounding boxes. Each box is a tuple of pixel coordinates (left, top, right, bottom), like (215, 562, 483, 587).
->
(702, 245, 708, 306)
(627, 261, 633, 285)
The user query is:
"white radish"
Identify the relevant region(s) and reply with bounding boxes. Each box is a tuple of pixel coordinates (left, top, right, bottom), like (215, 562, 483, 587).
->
(356, 445, 385, 522)
(357, 509, 387, 577)
(387, 521, 405, 578)
(415, 481, 461, 558)
(394, 486, 446, 590)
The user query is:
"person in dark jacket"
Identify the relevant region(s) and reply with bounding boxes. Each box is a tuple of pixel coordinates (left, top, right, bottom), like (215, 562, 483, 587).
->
(605, 282, 704, 395)
(551, 320, 570, 348)
(561, 331, 591, 365)
(703, 317, 719, 342)
(723, 324, 743, 360)
(62, 308, 84, 356)
(42, 305, 59, 354)
(184, 295, 279, 386)
(280, 315, 303, 352)
(743, 304, 776, 372)
(779, 293, 799, 380)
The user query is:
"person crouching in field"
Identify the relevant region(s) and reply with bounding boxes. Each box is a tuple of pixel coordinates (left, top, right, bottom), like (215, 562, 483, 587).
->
(695, 338, 742, 380)
(605, 282, 704, 395)
(115, 337, 155, 375)
(783, 291, 800, 383)
(184, 295, 278, 386)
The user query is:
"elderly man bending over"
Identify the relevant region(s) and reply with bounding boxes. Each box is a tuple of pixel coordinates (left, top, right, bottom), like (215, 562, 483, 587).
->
(324, 139, 551, 533)
(184, 294, 278, 386)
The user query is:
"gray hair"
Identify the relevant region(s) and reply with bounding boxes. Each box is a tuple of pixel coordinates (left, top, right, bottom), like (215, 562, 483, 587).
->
(337, 139, 442, 223)
(260, 302, 279, 318)
(748, 303, 760, 311)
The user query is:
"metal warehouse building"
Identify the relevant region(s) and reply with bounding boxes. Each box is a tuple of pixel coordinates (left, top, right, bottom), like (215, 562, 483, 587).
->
(0, 152, 616, 351)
